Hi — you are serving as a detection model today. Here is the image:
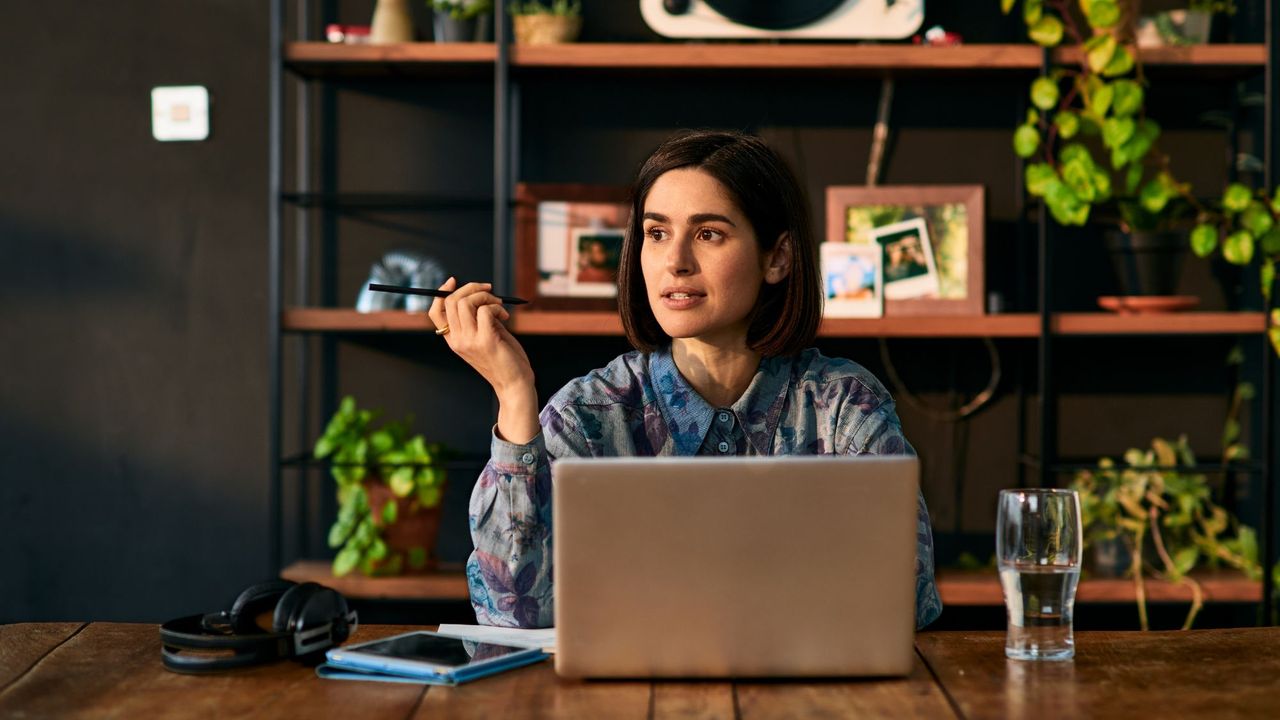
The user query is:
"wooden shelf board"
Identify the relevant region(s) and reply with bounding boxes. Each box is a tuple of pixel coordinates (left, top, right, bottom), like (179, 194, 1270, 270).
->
(282, 308, 1266, 337)
(284, 42, 497, 78)
(282, 560, 469, 601)
(283, 308, 436, 332)
(937, 570, 1261, 606)
(283, 42, 1265, 76)
(1054, 312, 1265, 335)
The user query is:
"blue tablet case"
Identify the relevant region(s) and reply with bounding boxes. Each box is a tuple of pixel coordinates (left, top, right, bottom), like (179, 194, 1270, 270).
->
(316, 650, 548, 686)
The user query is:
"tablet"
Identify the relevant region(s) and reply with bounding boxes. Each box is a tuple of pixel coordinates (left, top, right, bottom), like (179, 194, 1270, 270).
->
(325, 630, 545, 682)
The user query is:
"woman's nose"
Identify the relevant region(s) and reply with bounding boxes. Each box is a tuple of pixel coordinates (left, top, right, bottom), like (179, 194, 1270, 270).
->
(665, 237, 695, 276)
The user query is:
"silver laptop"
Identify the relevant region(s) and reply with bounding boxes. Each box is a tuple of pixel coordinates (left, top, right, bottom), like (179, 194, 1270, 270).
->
(553, 455, 919, 679)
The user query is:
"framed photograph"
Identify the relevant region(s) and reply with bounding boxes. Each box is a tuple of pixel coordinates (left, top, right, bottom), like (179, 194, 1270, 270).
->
(825, 185, 985, 316)
(821, 242, 883, 318)
(515, 183, 631, 311)
(872, 217, 939, 301)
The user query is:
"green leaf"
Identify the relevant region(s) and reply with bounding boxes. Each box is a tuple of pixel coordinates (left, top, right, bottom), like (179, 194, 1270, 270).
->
(1001, 0, 1017, 14)
(368, 538, 388, 562)
(1271, 323, 1280, 359)
(1086, 34, 1117, 73)
(333, 546, 360, 577)
(1139, 176, 1172, 213)
(1055, 111, 1080, 139)
(327, 519, 352, 549)
(1172, 547, 1199, 578)
(1063, 157, 1097, 202)
(1102, 45, 1135, 77)
(314, 436, 335, 459)
(1102, 117, 1136, 149)
(1242, 201, 1275, 237)
(389, 467, 415, 497)
(1089, 80, 1115, 117)
(1026, 163, 1056, 196)
(1190, 224, 1219, 257)
(1014, 124, 1040, 158)
(1224, 444, 1249, 462)
(1261, 230, 1280, 255)
(382, 499, 398, 525)
(1238, 381, 1256, 400)
(1223, 417, 1241, 447)
(1031, 76, 1059, 110)
(1045, 179, 1090, 225)
(1125, 162, 1144, 195)
(1223, 183, 1253, 213)
(1022, 0, 1042, 24)
(1223, 230, 1255, 265)
(1111, 80, 1144, 117)
(1085, 0, 1121, 28)
(1029, 15, 1064, 47)
(1262, 260, 1276, 304)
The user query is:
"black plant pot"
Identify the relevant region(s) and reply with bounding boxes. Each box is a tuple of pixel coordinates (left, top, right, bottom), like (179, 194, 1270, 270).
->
(433, 12, 492, 42)
(1104, 229, 1188, 296)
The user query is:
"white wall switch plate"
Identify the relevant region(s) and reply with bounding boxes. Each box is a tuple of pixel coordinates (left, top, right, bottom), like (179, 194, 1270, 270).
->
(151, 85, 210, 142)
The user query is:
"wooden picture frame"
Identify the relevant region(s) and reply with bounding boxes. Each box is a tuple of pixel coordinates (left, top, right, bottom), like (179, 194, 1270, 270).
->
(515, 183, 631, 312)
(825, 185, 985, 316)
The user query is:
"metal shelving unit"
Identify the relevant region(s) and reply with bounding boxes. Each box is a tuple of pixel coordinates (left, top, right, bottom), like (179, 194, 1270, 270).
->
(268, 1, 1278, 623)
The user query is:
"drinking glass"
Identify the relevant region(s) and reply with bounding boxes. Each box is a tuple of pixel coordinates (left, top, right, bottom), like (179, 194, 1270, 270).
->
(996, 489, 1082, 661)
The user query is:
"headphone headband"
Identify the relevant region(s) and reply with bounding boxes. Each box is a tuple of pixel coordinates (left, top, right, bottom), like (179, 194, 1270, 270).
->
(159, 581, 357, 674)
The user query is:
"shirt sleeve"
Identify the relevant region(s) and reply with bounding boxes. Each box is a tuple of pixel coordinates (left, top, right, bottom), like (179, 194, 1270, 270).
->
(850, 403, 944, 630)
(465, 403, 586, 628)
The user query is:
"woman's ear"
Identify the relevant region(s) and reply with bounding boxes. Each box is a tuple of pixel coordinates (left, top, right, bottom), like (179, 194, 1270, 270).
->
(763, 232, 793, 284)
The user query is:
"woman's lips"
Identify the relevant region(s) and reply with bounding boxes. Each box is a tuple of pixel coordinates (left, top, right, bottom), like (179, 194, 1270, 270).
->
(660, 292, 706, 310)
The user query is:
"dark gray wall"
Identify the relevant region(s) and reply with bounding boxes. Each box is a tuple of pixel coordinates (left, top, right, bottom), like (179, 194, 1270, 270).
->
(1, 1, 269, 622)
(2, 0, 1271, 623)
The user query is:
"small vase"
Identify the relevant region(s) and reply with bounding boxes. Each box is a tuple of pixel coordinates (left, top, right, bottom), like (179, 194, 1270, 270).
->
(1104, 229, 1188, 297)
(513, 14, 583, 45)
(370, 0, 415, 44)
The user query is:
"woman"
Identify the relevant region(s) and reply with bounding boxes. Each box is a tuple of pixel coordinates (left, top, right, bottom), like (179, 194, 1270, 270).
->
(429, 130, 942, 630)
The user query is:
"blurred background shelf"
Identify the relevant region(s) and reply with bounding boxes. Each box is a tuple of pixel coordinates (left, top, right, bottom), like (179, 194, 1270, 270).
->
(281, 560, 469, 601)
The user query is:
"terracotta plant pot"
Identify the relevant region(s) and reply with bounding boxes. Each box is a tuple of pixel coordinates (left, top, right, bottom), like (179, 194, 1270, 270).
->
(513, 15, 582, 45)
(364, 479, 444, 574)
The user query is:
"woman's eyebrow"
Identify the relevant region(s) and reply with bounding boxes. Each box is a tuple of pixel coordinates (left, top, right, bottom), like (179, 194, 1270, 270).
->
(642, 211, 737, 227)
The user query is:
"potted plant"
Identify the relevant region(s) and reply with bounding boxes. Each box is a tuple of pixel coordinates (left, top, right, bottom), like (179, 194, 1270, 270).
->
(430, 0, 494, 42)
(314, 396, 450, 577)
(509, 0, 582, 45)
(1070, 434, 1268, 630)
(1002, 1, 1278, 345)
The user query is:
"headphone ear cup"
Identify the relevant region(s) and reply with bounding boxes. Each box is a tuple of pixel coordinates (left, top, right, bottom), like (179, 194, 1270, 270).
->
(229, 580, 296, 634)
(273, 582, 321, 635)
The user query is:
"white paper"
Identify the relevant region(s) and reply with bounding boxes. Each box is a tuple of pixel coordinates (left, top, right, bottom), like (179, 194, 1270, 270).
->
(435, 624, 557, 653)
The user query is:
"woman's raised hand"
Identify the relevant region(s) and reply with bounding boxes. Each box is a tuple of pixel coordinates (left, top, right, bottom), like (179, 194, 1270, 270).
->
(428, 278, 540, 444)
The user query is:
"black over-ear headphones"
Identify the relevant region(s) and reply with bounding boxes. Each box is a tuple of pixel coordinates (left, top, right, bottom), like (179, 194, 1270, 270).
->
(159, 579, 357, 674)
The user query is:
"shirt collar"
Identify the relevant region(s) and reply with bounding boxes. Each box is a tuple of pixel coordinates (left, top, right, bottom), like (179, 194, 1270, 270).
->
(649, 345, 794, 456)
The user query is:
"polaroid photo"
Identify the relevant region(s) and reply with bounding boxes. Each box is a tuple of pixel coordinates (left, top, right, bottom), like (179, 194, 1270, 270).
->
(821, 242, 883, 318)
(566, 228, 624, 297)
(871, 217, 940, 301)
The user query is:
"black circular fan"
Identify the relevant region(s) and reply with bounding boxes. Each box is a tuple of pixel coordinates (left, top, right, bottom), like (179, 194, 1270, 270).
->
(703, 0, 847, 31)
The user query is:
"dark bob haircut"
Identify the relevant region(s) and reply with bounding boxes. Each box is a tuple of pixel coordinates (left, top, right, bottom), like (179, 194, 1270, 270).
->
(616, 129, 822, 357)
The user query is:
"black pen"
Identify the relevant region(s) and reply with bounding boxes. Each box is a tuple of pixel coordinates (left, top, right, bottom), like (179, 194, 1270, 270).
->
(368, 283, 529, 305)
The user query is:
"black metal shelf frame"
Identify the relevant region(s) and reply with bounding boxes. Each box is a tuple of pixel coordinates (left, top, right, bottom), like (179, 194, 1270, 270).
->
(269, 1, 1279, 624)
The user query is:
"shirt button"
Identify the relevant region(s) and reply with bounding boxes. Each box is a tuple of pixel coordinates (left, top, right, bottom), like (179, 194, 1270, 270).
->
(717, 441, 730, 453)
(520, 452, 535, 464)
(718, 412, 731, 424)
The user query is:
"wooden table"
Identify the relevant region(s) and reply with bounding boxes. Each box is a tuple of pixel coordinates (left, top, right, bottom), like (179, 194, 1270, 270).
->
(2, 623, 1277, 718)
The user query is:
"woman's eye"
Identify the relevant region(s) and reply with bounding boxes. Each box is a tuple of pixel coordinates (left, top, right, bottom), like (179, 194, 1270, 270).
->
(646, 227, 666, 241)
(697, 228, 723, 242)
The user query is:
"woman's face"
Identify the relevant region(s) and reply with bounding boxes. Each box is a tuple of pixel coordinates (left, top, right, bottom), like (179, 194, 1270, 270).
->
(640, 168, 781, 345)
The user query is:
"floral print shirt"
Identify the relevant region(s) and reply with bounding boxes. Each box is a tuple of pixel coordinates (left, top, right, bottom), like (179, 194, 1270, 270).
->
(466, 345, 943, 630)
